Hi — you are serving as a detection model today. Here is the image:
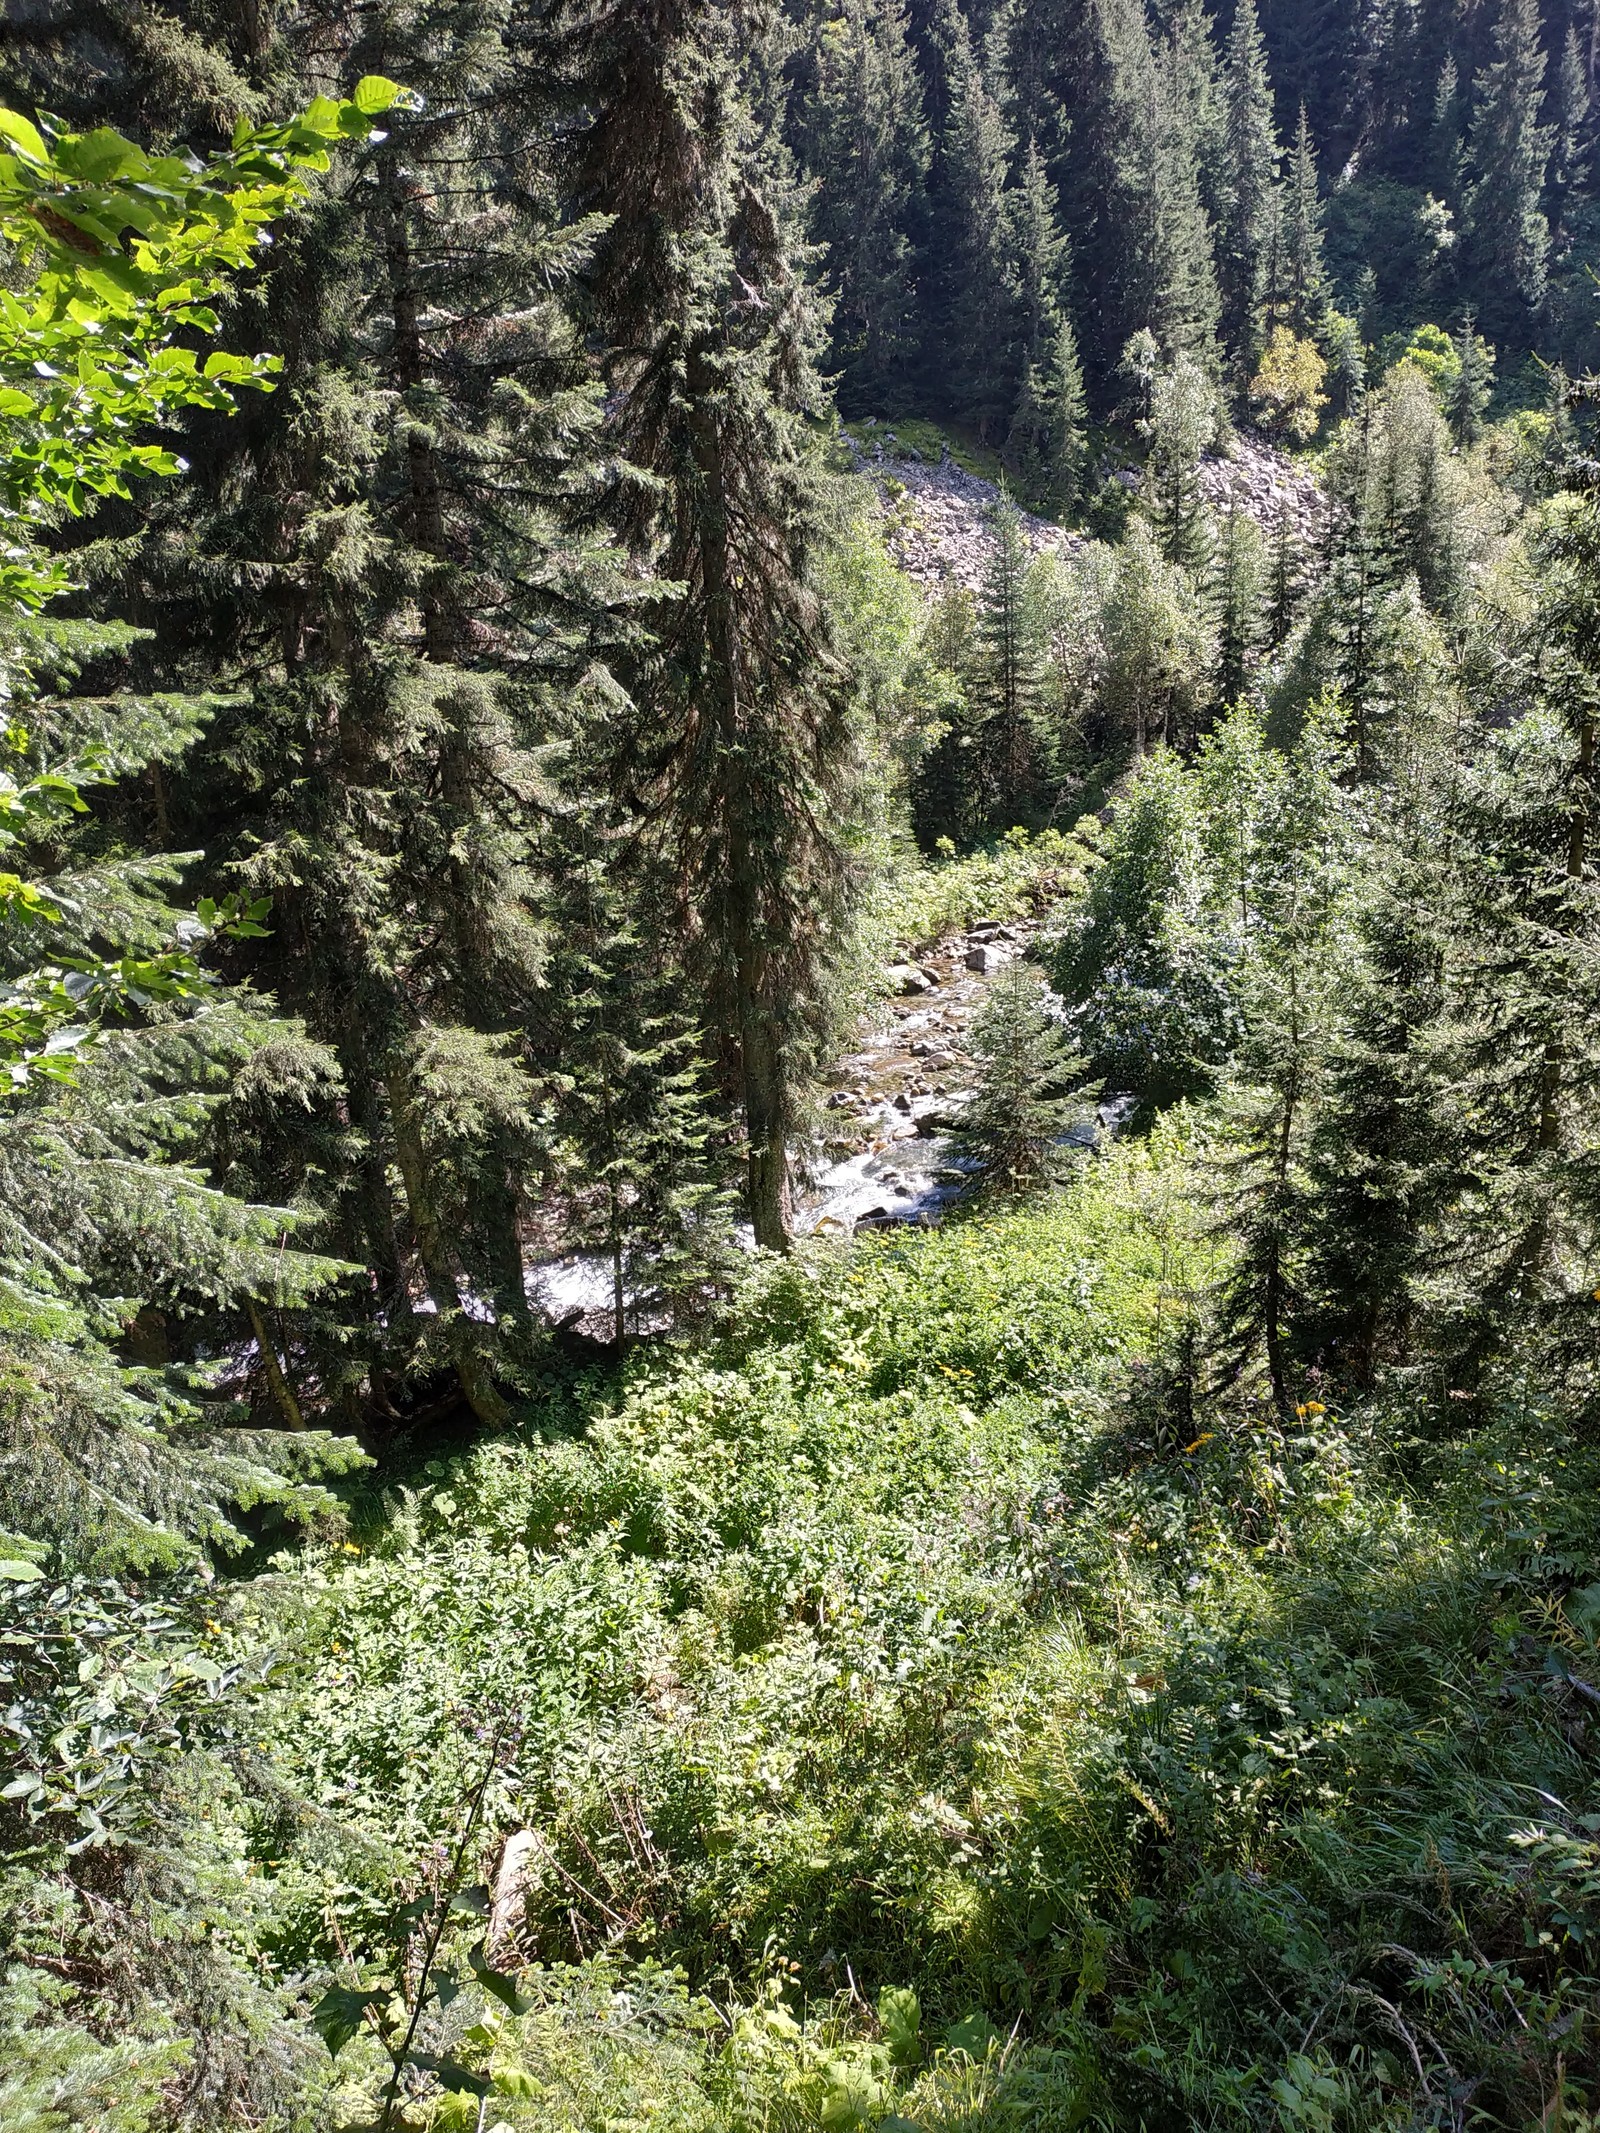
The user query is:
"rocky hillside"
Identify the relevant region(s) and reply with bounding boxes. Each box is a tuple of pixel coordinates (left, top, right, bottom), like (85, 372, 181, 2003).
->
(852, 424, 1325, 593)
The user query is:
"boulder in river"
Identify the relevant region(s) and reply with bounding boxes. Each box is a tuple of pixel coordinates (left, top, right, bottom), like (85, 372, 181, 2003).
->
(888, 961, 936, 995)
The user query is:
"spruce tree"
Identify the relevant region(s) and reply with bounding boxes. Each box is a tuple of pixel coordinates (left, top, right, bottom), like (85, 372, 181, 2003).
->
(1004, 140, 1088, 511)
(1131, 337, 1218, 572)
(549, 0, 858, 1251)
(931, 0, 1021, 434)
(971, 490, 1050, 819)
(0, 89, 394, 1559)
(1211, 505, 1268, 705)
(1219, 0, 1283, 373)
(1549, 23, 1592, 251)
(1464, 0, 1553, 337)
(1283, 103, 1328, 336)
(1041, 0, 1219, 394)
(1161, 0, 1228, 232)
(1428, 55, 1467, 206)
(1301, 825, 1458, 1388)
(538, 787, 735, 1342)
(803, 0, 930, 409)
(1422, 489, 1600, 1398)
(1138, 42, 1225, 372)
(959, 961, 1083, 1192)
(1211, 704, 1352, 1416)
(1447, 313, 1495, 446)
(134, 2, 642, 1423)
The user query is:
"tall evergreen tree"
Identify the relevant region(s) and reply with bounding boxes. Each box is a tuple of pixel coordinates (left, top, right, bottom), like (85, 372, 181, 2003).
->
(1549, 22, 1592, 252)
(1212, 705, 1352, 1416)
(1040, 0, 1219, 395)
(1005, 139, 1088, 509)
(1211, 505, 1268, 705)
(971, 490, 1050, 817)
(1138, 37, 1226, 370)
(1302, 819, 1458, 1387)
(1283, 102, 1328, 335)
(1428, 54, 1468, 206)
(133, 1, 639, 1424)
(930, 0, 1020, 433)
(548, 0, 859, 1251)
(959, 961, 1083, 1192)
(1219, 0, 1283, 371)
(1447, 312, 1495, 445)
(802, 0, 930, 409)
(1464, 0, 1554, 336)
(538, 786, 735, 1342)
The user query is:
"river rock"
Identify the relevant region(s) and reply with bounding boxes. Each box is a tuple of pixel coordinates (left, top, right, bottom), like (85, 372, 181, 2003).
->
(888, 961, 935, 995)
(966, 943, 1001, 973)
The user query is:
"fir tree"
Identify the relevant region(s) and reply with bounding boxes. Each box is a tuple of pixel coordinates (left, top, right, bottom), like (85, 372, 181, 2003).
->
(970, 490, 1050, 818)
(1211, 704, 1352, 1416)
(1428, 55, 1467, 206)
(803, 0, 930, 409)
(1162, 0, 1228, 231)
(931, 0, 1021, 434)
(539, 789, 735, 1343)
(1211, 505, 1268, 705)
(1138, 41, 1226, 371)
(1465, 0, 1554, 335)
(1283, 103, 1328, 335)
(1549, 23, 1591, 250)
(1004, 140, 1088, 510)
(1042, 0, 1219, 393)
(550, 0, 859, 1251)
(1219, 0, 1283, 372)
(138, 3, 637, 1423)
(1446, 312, 1495, 446)
(0, 90, 393, 1559)
(1131, 336, 1218, 572)
(1302, 825, 1458, 1387)
(959, 961, 1083, 1192)
(1101, 515, 1218, 754)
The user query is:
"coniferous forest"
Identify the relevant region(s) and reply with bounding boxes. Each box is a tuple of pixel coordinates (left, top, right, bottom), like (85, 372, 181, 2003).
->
(17, 0, 1600, 2125)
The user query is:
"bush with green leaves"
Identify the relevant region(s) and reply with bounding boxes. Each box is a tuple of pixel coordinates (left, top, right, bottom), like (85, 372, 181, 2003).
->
(231, 1111, 1600, 2128)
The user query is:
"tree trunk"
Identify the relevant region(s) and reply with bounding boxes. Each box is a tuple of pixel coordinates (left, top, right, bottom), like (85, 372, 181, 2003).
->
(245, 1297, 305, 1431)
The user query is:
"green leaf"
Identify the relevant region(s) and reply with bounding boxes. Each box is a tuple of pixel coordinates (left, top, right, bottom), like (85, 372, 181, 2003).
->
(944, 2012, 1001, 2062)
(0, 108, 46, 162)
(877, 1985, 921, 2067)
(467, 1939, 533, 2016)
(309, 1984, 387, 2058)
(353, 76, 403, 115)
(0, 1557, 44, 1581)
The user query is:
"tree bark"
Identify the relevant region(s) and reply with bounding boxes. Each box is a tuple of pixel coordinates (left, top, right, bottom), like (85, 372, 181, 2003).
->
(245, 1297, 305, 1431)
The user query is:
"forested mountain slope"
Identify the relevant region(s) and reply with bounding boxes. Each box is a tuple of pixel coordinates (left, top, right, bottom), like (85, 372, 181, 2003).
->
(5, 1, 1600, 2129)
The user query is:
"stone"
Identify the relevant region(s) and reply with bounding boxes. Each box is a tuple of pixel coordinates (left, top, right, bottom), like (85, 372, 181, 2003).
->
(887, 961, 935, 995)
(854, 1204, 896, 1229)
(966, 943, 1000, 973)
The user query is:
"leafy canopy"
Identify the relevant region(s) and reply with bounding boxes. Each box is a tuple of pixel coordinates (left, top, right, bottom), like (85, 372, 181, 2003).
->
(0, 78, 403, 1090)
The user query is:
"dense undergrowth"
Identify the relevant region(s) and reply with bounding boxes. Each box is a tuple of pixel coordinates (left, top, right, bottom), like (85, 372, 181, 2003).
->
(149, 1121, 1600, 2131)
